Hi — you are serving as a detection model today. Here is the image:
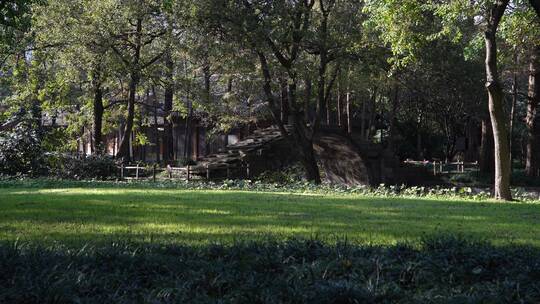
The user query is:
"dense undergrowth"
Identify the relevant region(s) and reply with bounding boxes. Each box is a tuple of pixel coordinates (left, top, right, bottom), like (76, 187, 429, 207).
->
(1, 177, 539, 202)
(1, 236, 539, 303)
(447, 169, 540, 188)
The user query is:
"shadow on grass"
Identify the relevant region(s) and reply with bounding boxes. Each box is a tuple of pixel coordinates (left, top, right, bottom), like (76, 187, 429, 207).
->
(2, 236, 540, 302)
(1, 187, 540, 246)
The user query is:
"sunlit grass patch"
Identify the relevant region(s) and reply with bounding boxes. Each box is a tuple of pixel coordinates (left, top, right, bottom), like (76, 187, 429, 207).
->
(1, 185, 539, 246)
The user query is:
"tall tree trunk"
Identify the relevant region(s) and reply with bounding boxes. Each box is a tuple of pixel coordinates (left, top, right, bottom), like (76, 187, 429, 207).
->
(465, 120, 479, 162)
(315, 54, 327, 129)
(416, 130, 423, 160)
(91, 67, 104, 155)
(116, 71, 140, 161)
(479, 117, 494, 174)
(362, 87, 378, 140)
(151, 88, 160, 163)
(203, 58, 211, 104)
(509, 51, 518, 167)
(337, 76, 342, 127)
(346, 92, 352, 134)
(280, 76, 289, 124)
(326, 98, 331, 125)
(289, 75, 321, 183)
(360, 99, 367, 139)
(293, 119, 321, 182)
(314, 3, 330, 130)
(366, 92, 380, 141)
(162, 54, 174, 162)
(304, 76, 311, 122)
(525, 46, 540, 177)
(116, 18, 142, 162)
(387, 84, 399, 152)
(304, 73, 312, 121)
(484, 0, 512, 200)
(183, 101, 192, 160)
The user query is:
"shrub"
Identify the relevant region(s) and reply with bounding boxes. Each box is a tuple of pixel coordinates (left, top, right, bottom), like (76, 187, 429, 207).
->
(0, 118, 45, 176)
(46, 154, 118, 180)
(175, 157, 196, 166)
(257, 164, 305, 184)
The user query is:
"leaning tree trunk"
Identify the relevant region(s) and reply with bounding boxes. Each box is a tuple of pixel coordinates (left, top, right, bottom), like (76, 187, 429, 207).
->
(115, 18, 142, 162)
(116, 71, 139, 161)
(525, 46, 540, 177)
(484, 0, 512, 200)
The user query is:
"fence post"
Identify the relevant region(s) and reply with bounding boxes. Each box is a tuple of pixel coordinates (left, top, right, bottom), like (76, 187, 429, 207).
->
(246, 162, 250, 179)
(135, 165, 139, 180)
(433, 161, 437, 175)
(121, 164, 124, 179)
(206, 164, 210, 179)
(187, 165, 191, 181)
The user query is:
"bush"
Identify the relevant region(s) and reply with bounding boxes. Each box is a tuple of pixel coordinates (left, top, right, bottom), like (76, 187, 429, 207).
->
(257, 164, 305, 184)
(1, 236, 539, 303)
(511, 170, 540, 187)
(0, 118, 45, 176)
(176, 157, 197, 166)
(46, 154, 118, 180)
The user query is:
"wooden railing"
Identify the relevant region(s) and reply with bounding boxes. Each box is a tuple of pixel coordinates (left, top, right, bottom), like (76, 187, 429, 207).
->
(431, 161, 478, 175)
(119, 164, 159, 181)
(404, 160, 479, 176)
(119, 162, 251, 181)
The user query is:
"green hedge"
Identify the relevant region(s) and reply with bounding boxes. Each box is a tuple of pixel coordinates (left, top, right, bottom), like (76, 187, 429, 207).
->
(1, 236, 539, 303)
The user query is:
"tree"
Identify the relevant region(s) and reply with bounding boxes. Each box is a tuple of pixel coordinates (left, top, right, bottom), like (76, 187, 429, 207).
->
(31, 0, 117, 155)
(107, 0, 168, 161)
(525, 46, 539, 177)
(364, 0, 520, 200)
(197, 0, 323, 182)
(483, 0, 512, 200)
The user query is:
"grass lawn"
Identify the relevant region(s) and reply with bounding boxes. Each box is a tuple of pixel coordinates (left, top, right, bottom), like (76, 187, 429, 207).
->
(1, 185, 540, 246)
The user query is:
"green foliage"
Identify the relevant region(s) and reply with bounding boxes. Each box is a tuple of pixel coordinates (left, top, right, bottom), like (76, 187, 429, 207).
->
(0, 117, 45, 176)
(257, 164, 305, 184)
(0, 0, 42, 62)
(176, 157, 196, 166)
(1, 236, 540, 302)
(2, 177, 540, 202)
(448, 170, 540, 189)
(45, 154, 118, 180)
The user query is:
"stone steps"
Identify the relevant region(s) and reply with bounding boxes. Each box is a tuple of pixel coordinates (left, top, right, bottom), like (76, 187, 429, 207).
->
(191, 127, 288, 177)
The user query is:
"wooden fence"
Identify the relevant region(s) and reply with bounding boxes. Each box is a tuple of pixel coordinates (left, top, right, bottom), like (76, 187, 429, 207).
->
(118, 162, 251, 181)
(431, 161, 478, 175)
(404, 160, 479, 176)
